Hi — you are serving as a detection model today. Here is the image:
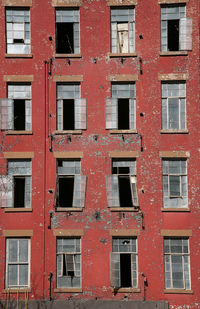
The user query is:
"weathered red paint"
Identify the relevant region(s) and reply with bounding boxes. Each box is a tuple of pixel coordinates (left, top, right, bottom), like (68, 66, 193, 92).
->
(0, 0, 199, 308)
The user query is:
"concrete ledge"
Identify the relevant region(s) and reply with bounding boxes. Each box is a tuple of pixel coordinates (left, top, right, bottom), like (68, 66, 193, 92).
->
(53, 151, 83, 158)
(110, 229, 140, 236)
(158, 73, 189, 81)
(53, 75, 83, 82)
(161, 229, 192, 237)
(5, 53, 33, 58)
(164, 289, 193, 294)
(54, 288, 82, 293)
(108, 74, 138, 82)
(53, 229, 84, 236)
(3, 230, 33, 237)
(3, 152, 34, 159)
(2, 0, 32, 6)
(159, 151, 190, 158)
(109, 151, 139, 158)
(158, 0, 188, 4)
(107, 0, 137, 5)
(3, 75, 34, 82)
(52, 0, 81, 6)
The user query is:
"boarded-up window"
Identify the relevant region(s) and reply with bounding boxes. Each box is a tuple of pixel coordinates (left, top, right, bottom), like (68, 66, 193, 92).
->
(5, 160, 32, 208)
(162, 160, 188, 208)
(111, 237, 138, 288)
(57, 84, 86, 131)
(162, 82, 186, 130)
(111, 7, 135, 53)
(106, 159, 139, 208)
(56, 9, 80, 54)
(6, 238, 30, 289)
(6, 8, 31, 54)
(56, 160, 87, 208)
(164, 238, 191, 290)
(57, 238, 81, 288)
(105, 83, 136, 130)
(161, 5, 192, 52)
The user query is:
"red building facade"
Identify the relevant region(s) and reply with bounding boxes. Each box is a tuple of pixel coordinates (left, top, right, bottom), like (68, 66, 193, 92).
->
(0, 0, 199, 308)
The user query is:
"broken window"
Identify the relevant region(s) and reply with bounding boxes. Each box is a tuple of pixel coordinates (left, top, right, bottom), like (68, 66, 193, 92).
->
(56, 159, 87, 208)
(55, 9, 80, 54)
(6, 238, 30, 289)
(106, 159, 139, 208)
(111, 237, 138, 288)
(6, 8, 31, 54)
(0, 160, 31, 208)
(162, 160, 188, 208)
(57, 83, 86, 131)
(161, 5, 192, 52)
(105, 83, 136, 130)
(111, 7, 135, 53)
(162, 82, 186, 130)
(57, 238, 81, 288)
(0, 84, 31, 131)
(164, 238, 191, 290)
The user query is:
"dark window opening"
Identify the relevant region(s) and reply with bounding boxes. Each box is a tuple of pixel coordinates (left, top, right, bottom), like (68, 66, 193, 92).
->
(13, 39, 24, 44)
(66, 255, 75, 277)
(112, 166, 129, 174)
(14, 177, 25, 207)
(58, 177, 74, 207)
(56, 23, 74, 54)
(118, 98, 129, 129)
(168, 20, 179, 51)
(63, 99, 75, 130)
(118, 176, 133, 207)
(120, 254, 132, 287)
(14, 99, 25, 130)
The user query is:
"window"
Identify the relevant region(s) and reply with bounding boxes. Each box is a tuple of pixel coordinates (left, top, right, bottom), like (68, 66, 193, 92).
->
(164, 238, 191, 290)
(6, 8, 31, 54)
(111, 237, 138, 288)
(55, 9, 80, 54)
(6, 238, 30, 289)
(0, 84, 32, 131)
(105, 83, 136, 130)
(162, 160, 188, 208)
(106, 159, 139, 208)
(111, 7, 135, 54)
(0, 160, 31, 208)
(57, 84, 86, 131)
(161, 5, 192, 52)
(162, 82, 186, 130)
(56, 238, 81, 288)
(56, 159, 87, 208)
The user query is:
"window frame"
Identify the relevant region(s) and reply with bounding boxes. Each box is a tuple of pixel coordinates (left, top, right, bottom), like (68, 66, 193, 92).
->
(5, 7, 31, 55)
(5, 238, 31, 289)
(56, 237, 81, 289)
(164, 237, 191, 291)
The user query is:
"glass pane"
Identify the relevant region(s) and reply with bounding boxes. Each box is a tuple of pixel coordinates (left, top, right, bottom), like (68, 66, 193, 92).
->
(8, 264, 18, 286)
(19, 264, 28, 285)
(19, 239, 28, 262)
(8, 239, 18, 262)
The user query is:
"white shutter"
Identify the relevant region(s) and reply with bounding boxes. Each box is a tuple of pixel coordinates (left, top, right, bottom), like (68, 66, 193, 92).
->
(179, 18, 192, 51)
(105, 98, 117, 129)
(129, 98, 135, 130)
(110, 252, 120, 288)
(0, 99, 14, 130)
(75, 98, 87, 130)
(0, 175, 13, 208)
(25, 100, 31, 131)
(106, 175, 120, 207)
(57, 99, 63, 130)
(130, 176, 139, 207)
(73, 175, 87, 208)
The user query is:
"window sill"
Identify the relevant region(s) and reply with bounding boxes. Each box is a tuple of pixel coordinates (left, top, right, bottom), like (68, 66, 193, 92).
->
(109, 52, 137, 58)
(4, 208, 32, 212)
(161, 207, 190, 212)
(160, 51, 188, 56)
(5, 53, 33, 58)
(109, 207, 139, 212)
(54, 130, 82, 135)
(112, 288, 140, 293)
(160, 130, 189, 134)
(109, 130, 138, 134)
(164, 289, 193, 294)
(6, 131, 33, 135)
(54, 288, 82, 293)
(54, 53, 82, 58)
(56, 207, 83, 212)
(2, 288, 31, 293)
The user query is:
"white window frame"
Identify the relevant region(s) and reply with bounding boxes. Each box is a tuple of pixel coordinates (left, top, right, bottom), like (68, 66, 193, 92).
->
(110, 7, 135, 54)
(5, 238, 30, 289)
(162, 82, 186, 130)
(111, 237, 138, 288)
(162, 159, 188, 209)
(56, 238, 81, 288)
(6, 8, 31, 55)
(164, 237, 191, 290)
